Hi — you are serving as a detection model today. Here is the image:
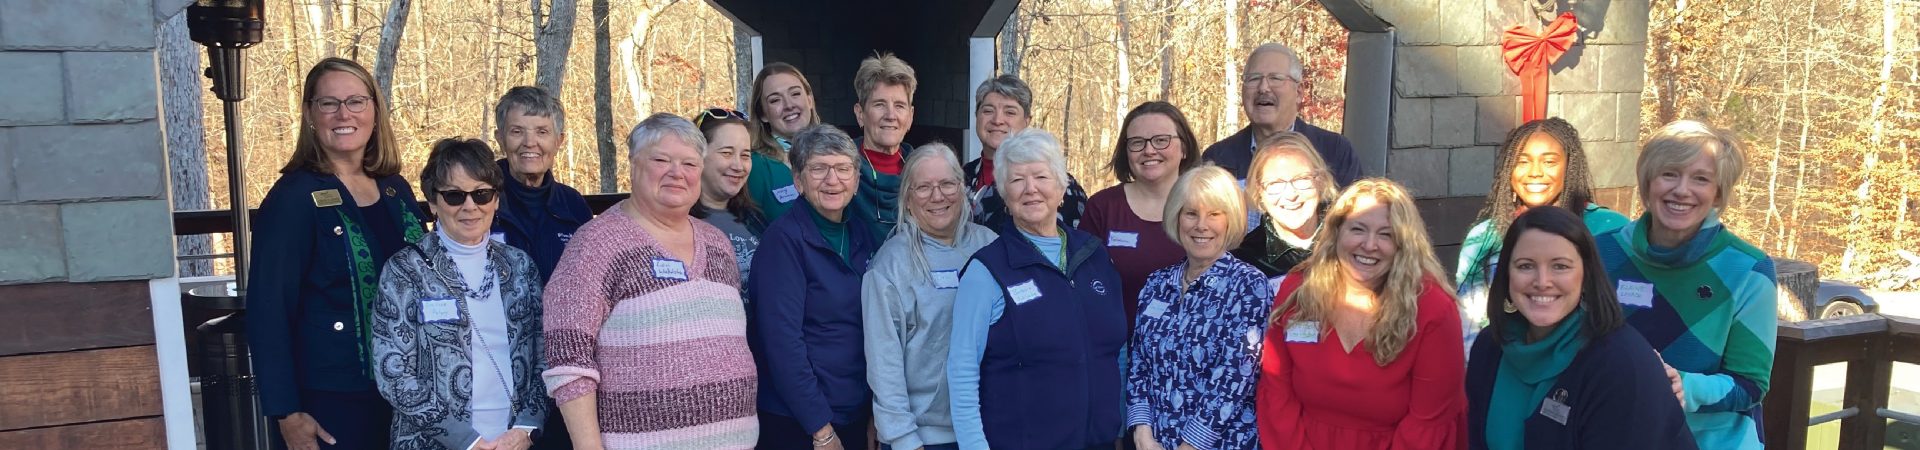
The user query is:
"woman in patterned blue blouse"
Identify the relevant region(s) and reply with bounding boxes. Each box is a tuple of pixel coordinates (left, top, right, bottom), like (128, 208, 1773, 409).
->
(1126, 164, 1275, 450)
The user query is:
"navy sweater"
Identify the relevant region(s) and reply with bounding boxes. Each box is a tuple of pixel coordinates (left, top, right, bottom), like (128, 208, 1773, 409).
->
(1466, 324, 1699, 450)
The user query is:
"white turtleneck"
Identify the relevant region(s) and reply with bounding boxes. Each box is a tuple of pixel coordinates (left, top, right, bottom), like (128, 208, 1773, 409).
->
(440, 230, 515, 440)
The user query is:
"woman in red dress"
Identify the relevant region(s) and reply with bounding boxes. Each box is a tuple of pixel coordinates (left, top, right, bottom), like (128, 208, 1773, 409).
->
(1257, 179, 1468, 450)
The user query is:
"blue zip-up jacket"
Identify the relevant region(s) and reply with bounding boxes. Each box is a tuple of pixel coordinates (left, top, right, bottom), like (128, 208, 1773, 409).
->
(1466, 324, 1698, 450)
(747, 202, 879, 433)
(246, 169, 427, 417)
(489, 159, 592, 282)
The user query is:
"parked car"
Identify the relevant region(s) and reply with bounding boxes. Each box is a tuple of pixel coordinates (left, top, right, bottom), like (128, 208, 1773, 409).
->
(1811, 280, 1879, 319)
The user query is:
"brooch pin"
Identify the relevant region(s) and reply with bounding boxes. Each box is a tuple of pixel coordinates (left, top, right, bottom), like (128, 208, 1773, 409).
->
(1697, 285, 1714, 300)
(333, 226, 344, 236)
(384, 186, 398, 197)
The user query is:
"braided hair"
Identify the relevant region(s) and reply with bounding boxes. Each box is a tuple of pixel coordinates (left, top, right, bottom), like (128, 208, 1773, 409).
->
(1476, 117, 1596, 238)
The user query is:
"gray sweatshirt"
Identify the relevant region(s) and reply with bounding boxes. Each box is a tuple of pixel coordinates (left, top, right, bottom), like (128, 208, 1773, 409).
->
(861, 223, 998, 450)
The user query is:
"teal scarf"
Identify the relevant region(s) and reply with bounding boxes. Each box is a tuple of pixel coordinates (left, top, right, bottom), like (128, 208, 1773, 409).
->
(1485, 308, 1589, 449)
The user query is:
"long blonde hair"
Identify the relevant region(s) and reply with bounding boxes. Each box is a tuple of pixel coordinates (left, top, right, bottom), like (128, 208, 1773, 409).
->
(1273, 178, 1454, 366)
(281, 57, 403, 177)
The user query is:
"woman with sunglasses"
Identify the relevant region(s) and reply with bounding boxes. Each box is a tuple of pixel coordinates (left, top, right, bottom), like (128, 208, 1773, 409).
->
(372, 139, 548, 450)
(694, 107, 764, 291)
(1079, 101, 1203, 336)
(744, 62, 823, 232)
(246, 57, 427, 450)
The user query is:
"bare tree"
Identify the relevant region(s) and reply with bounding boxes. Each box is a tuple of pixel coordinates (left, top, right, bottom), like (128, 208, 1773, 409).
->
(374, 0, 414, 100)
(593, 0, 616, 193)
(160, 11, 212, 277)
(621, 1, 675, 116)
(307, 0, 338, 56)
(534, 0, 579, 95)
(1113, 0, 1132, 136)
(1000, 7, 1025, 77)
(1219, 0, 1239, 139)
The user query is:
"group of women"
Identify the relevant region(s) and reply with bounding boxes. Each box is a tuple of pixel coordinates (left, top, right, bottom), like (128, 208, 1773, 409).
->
(248, 52, 1774, 450)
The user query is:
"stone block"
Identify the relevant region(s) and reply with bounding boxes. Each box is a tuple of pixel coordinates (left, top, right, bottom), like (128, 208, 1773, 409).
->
(10, 122, 165, 201)
(0, 0, 156, 51)
(1590, 0, 1652, 45)
(1449, 146, 1499, 196)
(0, 204, 66, 283)
(1392, 97, 1433, 148)
(1432, 97, 1477, 147)
(155, 0, 194, 22)
(66, 52, 159, 123)
(62, 199, 174, 281)
(1456, 46, 1508, 96)
(1602, 44, 1648, 93)
(1394, 46, 1459, 98)
(1477, 95, 1520, 145)
(1586, 140, 1639, 188)
(1547, 92, 1566, 119)
(1617, 92, 1643, 141)
(1551, 45, 1602, 93)
(1388, 147, 1451, 198)
(1561, 92, 1617, 141)
(1483, 0, 1535, 32)
(0, 52, 66, 126)
(1381, 0, 1443, 45)
(1437, 0, 1490, 45)
(0, 129, 10, 202)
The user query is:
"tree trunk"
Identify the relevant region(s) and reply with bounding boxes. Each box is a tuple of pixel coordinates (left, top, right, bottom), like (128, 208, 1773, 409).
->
(373, 0, 413, 101)
(1157, 0, 1174, 101)
(1842, 0, 1898, 274)
(621, 1, 673, 119)
(535, 0, 579, 96)
(160, 11, 213, 277)
(307, 0, 337, 56)
(593, 0, 616, 193)
(1220, 0, 1239, 139)
(1114, 0, 1132, 136)
(1000, 7, 1024, 77)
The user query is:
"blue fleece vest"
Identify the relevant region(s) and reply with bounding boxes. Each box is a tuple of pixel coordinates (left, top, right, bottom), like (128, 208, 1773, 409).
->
(967, 223, 1127, 449)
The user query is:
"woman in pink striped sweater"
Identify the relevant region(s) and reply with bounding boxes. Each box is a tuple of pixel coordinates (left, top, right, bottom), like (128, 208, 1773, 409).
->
(542, 113, 758, 449)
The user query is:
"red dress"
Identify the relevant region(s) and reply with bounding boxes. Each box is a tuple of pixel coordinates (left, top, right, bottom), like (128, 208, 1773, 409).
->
(1257, 273, 1468, 450)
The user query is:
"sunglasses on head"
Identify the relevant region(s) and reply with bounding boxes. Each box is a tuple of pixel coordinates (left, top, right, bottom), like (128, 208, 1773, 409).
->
(693, 107, 748, 127)
(435, 188, 498, 206)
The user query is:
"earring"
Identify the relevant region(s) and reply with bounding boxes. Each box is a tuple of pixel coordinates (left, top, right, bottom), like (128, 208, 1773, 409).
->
(1502, 300, 1518, 314)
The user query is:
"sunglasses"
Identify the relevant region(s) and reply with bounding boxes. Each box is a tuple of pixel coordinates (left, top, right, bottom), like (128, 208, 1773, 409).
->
(435, 188, 498, 206)
(693, 107, 748, 128)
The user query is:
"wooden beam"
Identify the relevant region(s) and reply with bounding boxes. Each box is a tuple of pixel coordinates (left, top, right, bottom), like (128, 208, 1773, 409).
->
(0, 346, 162, 431)
(0, 281, 155, 357)
(0, 417, 165, 450)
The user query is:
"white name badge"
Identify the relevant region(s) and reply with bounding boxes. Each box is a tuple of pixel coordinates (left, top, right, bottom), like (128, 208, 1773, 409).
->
(1539, 397, 1572, 425)
(773, 185, 800, 203)
(652, 258, 689, 281)
(931, 270, 961, 289)
(1008, 280, 1043, 305)
(488, 232, 507, 244)
(1617, 280, 1656, 309)
(1109, 231, 1140, 248)
(420, 297, 461, 323)
(1285, 321, 1320, 343)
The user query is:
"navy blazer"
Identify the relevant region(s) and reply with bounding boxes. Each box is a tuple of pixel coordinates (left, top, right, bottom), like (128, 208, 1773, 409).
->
(246, 168, 427, 418)
(489, 159, 592, 282)
(1465, 324, 1698, 450)
(746, 202, 878, 432)
(1200, 120, 1363, 187)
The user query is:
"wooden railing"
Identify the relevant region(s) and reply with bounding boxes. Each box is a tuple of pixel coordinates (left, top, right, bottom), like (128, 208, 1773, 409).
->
(1766, 313, 1920, 449)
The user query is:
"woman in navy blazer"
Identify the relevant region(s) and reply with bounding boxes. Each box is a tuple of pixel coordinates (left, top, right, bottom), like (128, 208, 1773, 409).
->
(1464, 206, 1694, 450)
(748, 124, 878, 450)
(246, 57, 427, 450)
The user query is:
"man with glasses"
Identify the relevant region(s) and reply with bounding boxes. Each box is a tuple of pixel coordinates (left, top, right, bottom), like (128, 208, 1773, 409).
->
(1202, 43, 1363, 187)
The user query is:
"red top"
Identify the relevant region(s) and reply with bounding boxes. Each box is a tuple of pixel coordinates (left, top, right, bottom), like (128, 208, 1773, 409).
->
(863, 148, 903, 176)
(1257, 272, 1468, 450)
(1077, 185, 1185, 335)
(973, 157, 995, 190)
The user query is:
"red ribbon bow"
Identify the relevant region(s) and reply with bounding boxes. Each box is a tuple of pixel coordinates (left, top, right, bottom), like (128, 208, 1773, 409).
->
(1501, 12, 1578, 122)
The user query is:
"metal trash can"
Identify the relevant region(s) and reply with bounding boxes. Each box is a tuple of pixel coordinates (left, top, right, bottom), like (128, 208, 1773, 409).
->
(189, 283, 273, 450)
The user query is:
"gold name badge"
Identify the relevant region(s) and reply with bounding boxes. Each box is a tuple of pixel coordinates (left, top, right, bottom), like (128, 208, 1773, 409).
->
(312, 189, 344, 208)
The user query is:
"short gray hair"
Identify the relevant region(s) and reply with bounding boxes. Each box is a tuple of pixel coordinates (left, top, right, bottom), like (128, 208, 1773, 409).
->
(1245, 43, 1304, 82)
(494, 86, 565, 131)
(993, 128, 1070, 195)
(626, 113, 708, 160)
(973, 74, 1033, 116)
(788, 124, 860, 169)
(896, 141, 974, 227)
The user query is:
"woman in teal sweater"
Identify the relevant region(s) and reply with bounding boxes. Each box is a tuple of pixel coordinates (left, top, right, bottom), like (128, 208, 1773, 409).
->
(1457, 118, 1628, 354)
(1595, 120, 1776, 449)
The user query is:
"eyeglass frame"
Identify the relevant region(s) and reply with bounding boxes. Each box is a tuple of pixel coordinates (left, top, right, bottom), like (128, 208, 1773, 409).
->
(434, 187, 499, 206)
(310, 95, 372, 114)
(802, 162, 858, 181)
(1125, 134, 1176, 153)
(1259, 176, 1318, 196)
(909, 179, 963, 199)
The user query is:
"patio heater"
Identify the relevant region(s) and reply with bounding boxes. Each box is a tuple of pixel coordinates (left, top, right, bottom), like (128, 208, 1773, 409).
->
(187, 1, 270, 449)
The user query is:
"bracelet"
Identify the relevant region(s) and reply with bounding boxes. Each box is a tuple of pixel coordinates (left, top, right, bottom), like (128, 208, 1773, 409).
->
(811, 432, 837, 447)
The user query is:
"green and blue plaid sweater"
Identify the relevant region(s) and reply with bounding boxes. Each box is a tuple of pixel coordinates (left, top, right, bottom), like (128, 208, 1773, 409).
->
(1595, 213, 1776, 450)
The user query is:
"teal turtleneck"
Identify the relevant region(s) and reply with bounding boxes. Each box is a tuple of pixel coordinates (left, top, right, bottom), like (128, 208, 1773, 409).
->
(808, 203, 851, 265)
(1485, 307, 1589, 450)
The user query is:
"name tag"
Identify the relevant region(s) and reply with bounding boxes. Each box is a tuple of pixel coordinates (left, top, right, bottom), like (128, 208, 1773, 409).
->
(1141, 299, 1170, 318)
(1109, 231, 1139, 248)
(1285, 321, 1320, 343)
(773, 185, 800, 203)
(488, 232, 506, 244)
(930, 270, 960, 289)
(1617, 280, 1656, 309)
(1008, 280, 1042, 305)
(1539, 396, 1572, 425)
(652, 258, 689, 281)
(420, 297, 461, 323)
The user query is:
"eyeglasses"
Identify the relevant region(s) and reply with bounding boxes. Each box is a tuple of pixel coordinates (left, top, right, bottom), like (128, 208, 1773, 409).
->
(911, 180, 962, 199)
(1125, 134, 1175, 153)
(693, 107, 748, 128)
(804, 163, 857, 181)
(1262, 177, 1317, 196)
(1242, 73, 1299, 87)
(311, 96, 372, 114)
(435, 188, 498, 206)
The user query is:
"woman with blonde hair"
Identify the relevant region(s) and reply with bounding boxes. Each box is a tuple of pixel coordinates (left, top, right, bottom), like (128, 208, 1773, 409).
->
(1256, 179, 1468, 450)
(1232, 132, 1338, 289)
(742, 62, 823, 229)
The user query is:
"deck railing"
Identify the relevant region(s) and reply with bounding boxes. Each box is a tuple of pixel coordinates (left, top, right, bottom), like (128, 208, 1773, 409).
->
(1766, 313, 1920, 449)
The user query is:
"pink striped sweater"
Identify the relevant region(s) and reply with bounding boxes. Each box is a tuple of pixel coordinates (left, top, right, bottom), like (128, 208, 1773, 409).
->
(542, 203, 758, 449)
